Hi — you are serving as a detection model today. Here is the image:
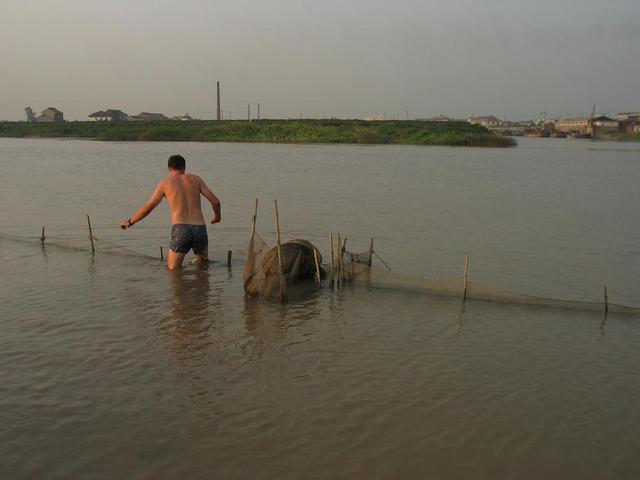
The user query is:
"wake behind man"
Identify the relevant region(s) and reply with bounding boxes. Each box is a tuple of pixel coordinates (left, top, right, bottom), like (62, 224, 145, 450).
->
(120, 154, 221, 269)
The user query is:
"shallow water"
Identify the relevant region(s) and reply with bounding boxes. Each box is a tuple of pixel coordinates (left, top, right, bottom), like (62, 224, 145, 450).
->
(1, 137, 639, 479)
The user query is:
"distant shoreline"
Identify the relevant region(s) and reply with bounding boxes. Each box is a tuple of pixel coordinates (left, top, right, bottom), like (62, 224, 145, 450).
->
(0, 120, 516, 148)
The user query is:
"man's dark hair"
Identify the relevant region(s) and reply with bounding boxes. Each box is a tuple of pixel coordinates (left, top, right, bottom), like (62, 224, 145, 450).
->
(168, 154, 186, 170)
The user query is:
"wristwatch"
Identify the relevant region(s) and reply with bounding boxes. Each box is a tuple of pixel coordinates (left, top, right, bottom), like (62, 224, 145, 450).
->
(127, 218, 134, 227)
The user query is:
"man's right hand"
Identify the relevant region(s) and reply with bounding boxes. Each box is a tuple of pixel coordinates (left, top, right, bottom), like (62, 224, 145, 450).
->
(211, 213, 221, 224)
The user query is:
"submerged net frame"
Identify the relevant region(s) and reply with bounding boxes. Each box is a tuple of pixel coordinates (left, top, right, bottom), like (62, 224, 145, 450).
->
(243, 199, 325, 301)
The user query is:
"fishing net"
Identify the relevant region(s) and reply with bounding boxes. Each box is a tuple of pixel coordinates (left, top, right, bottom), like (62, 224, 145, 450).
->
(3, 224, 639, 316)
(0, 228, 162, 261)
(243, 231, 325, 298)
(339, 245, 640, 315)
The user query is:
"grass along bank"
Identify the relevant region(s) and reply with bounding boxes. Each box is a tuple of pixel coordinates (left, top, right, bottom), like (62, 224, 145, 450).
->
(0, 119, 516, 147)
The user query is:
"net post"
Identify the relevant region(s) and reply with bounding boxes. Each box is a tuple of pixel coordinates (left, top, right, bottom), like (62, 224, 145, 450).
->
(463, 255, 470, 302)
(87, 214, 95, 254)
(329, 233, 335, 288)
(373, 250, 392, 271)
(160, 246, 164, 260)
(227, 250, 232, 268)
(41, 226, 45, 245)
(250, 199, 258, 241)
(247, 199, 259, 265)
(313, 248, 321, 284)
(368, 238, 374, 267)
(604, 286, 608, 314)
(337, 233, 343, 286)
(341, 237, 347, 282)
(273, 199, 288, 303)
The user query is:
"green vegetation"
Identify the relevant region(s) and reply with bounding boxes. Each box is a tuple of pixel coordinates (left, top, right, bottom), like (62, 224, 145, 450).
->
(598, 131, 640, 142)
(625, 132, 640, 142)
(598, 132, 640, 142)
(0, 120, 516, 147)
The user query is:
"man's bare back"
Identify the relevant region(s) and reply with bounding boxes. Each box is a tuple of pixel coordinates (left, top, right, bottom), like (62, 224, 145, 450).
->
(120, 155, 221, 269)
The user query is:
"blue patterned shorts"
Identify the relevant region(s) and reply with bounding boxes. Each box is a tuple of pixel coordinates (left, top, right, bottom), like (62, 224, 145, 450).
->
(169, 224, 208, 255)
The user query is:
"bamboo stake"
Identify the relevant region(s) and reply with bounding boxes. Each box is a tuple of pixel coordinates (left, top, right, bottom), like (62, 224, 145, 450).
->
(87, 214, 95, 254)
(340, 237, 346, 283)
(250, 198, 258, 240)
(373, 250, 392, 271)
(247, 199, 258, 266)
(227, 250, 232, 268)
(273, 200, 287, 303)
(329, 233, 335, 287)
(313, 248, 321, 284)
(337, 233, 343, 286)
(604, 286, 608, 314)
(341, 237, 347, 282)
(463, 255, 470, 302)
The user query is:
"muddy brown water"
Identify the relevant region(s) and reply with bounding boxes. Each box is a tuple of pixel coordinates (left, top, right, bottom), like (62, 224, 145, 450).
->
(1, 137, 639, 479)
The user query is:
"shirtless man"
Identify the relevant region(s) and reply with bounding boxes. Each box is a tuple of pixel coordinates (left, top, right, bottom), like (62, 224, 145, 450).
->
(120, 154, 221, 269)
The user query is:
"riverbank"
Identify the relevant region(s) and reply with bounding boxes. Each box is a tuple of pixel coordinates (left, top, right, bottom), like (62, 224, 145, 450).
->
(596, 131, 640, 142)
(0, 120, 515, 147)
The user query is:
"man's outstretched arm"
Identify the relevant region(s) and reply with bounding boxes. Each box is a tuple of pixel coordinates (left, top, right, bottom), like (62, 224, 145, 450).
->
(121, 182, 165, 229)
(199, 177, 221, 224)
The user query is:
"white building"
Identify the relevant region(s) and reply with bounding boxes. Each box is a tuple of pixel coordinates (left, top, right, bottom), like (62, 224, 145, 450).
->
(468, 116, 503, 128)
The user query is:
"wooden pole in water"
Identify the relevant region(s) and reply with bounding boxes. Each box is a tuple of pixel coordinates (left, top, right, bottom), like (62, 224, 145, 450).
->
(248, 198, 259, 261)
(313, 248, 321, 284)
(463, 255, 470, 302)
(329, 233, 335, 287)
(273, 199, 287, 303)
(250, 199, 258, 240)
(160, 246, 164, 260)
(368, 238, 374, 267)
(341, 237, 347, 282)
(336, 233, 342, 286)
(604, 286, 608, 314)
(373, 250, 392, 271)
(339, 236, 346, 284)
(41, 226, 45, 245)
(87, 214, 95, 254)
(227, 250, 232, 268)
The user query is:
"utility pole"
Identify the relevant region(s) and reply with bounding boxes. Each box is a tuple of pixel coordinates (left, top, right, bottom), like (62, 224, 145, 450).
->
(216, 81, 221, 121)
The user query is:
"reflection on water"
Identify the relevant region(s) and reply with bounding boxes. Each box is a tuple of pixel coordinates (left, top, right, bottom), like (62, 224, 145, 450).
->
(163, 267, 216, 360)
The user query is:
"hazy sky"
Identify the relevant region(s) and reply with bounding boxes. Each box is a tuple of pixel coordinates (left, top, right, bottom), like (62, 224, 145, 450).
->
(1, 0, 639, 121)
